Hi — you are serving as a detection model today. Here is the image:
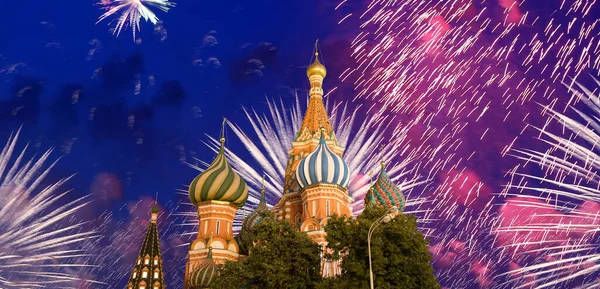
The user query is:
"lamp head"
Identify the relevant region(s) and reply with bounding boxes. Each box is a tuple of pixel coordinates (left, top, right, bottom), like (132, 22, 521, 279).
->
(382, 215, 392, 224)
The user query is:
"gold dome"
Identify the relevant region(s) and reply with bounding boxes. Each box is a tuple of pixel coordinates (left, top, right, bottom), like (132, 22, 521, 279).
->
(307, 51, 327, 78)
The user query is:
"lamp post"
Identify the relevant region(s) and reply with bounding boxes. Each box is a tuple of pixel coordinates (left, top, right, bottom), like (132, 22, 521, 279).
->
(368, 206, 398, 289)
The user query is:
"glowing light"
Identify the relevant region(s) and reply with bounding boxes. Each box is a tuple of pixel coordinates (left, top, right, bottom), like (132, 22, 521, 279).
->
(96, 0, 175, 40)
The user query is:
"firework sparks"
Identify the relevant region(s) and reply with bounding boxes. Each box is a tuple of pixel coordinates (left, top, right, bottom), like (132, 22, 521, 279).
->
(335, 0, 600, 286)
(0, 130, 99, 288)
(96, 0, 175, 40)
(182, 96, 443, 236)
(497, 80, 600, 288)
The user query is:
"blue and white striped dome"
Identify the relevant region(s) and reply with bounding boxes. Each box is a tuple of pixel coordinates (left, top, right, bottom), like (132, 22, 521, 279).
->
(296, 131, 350, 189)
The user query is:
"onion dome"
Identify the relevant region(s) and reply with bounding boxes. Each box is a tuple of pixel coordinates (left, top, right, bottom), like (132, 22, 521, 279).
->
(234, 229, 249, 256)
(370, 162, 405, 211)
(364, 187, 377, 207)
(188, 247, 218, 289)
(242, 179, 269, 232)
(296, 129, 350, 189)
(307, 51, 327, 78)
(189, 130, 249, 207)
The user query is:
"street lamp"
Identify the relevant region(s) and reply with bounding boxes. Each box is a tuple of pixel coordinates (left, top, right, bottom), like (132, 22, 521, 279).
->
(368, 206, 398, 289)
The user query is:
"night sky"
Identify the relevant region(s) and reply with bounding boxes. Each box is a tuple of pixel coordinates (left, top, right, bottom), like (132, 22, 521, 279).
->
(1, 0, 600, 288)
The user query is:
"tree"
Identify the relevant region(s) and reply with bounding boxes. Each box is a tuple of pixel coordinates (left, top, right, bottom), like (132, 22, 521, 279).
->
(210, 211, 323, 289)
(324, 205, 440, 289)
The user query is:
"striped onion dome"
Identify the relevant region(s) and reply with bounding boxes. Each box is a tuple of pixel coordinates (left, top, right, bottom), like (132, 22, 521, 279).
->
(189, 137, 249, 207)
(242, 186, 269, 232)
(296, 129, 350, 189)
(370, 162, 405, 211)
(234, 229, 249, 256)
(188, 247, 218, 289)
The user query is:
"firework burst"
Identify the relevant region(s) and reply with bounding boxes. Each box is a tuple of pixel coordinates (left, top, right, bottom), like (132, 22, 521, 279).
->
(96, 0, 175, 40)
(0, 130, 99, 288)
(497, 80, 600, 288)
(181, 96, 444, 236)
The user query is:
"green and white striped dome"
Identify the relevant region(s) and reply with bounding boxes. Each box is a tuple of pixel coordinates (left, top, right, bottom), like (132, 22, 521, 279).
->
(242, 187, 269, 232)
(188, 247, 218, 289)
(189, 138, 249, 207)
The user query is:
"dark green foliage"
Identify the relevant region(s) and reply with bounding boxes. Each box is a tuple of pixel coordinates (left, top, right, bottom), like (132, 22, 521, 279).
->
(211, 207, 439, 289)
(324, 205, 440, 289)
(210, 211, 323, 289)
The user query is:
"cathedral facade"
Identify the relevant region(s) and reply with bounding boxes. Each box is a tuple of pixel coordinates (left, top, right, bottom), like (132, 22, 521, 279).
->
(182, 44, 355, 287)
(126, 43, 406, 289)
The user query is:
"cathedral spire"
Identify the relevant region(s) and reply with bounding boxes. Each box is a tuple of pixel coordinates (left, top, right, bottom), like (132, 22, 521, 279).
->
(297, 40, 336, 143)
(258, 174, 267, 210)
(126, 201, 165, 289)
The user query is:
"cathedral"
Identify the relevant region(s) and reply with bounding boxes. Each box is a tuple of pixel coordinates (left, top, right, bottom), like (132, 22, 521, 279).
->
(125, 43, 406, 289)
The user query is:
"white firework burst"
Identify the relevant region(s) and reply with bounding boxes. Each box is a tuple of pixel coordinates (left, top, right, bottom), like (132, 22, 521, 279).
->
(0, 130, 99, 288)
(96, 0, 175, 40)
(497, 79, 600, 288)
(183, 96, 436, 234)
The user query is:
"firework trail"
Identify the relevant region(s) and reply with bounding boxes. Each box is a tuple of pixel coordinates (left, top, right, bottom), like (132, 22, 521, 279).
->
(496, 80, 600, 288)
(333, 0, 600, 287)
(0, 130, 99, 288)
(96, 0, 175, 40)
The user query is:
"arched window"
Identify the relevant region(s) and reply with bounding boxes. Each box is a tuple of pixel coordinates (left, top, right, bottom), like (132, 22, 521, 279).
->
(142, 267, 149, 278)
(216, 220, 220, 234)
(295, 212, 302, 229)
(136, 257, 141, 265)
(153, 281, 160, 289)
(153, 268, 159, 279)
(139, 281, 147, 289)
(326, 200, 330, 216)
(144, 254, 150, 265)
(153, 256, 159, 266)
(132, 270, 138, 279)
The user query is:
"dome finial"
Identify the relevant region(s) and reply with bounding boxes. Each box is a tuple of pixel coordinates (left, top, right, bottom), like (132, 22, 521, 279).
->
(258, 174, 267, 209)
(260, 174, 266, 198)
(151, 191, 159, 222)
(220, 118, 226, 144)
(307, 40, 327, 78)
